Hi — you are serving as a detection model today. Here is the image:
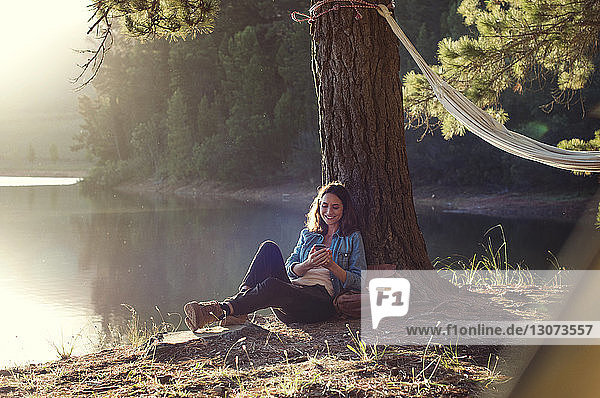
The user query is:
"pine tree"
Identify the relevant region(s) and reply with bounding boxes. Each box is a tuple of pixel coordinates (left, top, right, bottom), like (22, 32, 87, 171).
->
(403, 0, 600, 139)
(196, 94, 226, 141)
(84, 0, 433, 268)
(131, 115, 166, 174)
(74, 37, 171, 165)
(274, 22, 318, 179)
(219, 25, 281, 182)
(166, 90, 195, 178)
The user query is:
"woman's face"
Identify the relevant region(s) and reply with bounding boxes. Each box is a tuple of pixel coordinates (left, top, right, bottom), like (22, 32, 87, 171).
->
(320, 193, 344, 230)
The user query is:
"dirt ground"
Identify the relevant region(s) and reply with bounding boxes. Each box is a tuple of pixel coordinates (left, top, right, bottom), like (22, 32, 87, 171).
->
(0, 276, 570, 397)
(0, 313, 521, 397)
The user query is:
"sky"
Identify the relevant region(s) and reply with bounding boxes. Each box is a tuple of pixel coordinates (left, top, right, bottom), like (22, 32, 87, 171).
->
(0, 1, 95, 158)
(0, 0, 91, 116)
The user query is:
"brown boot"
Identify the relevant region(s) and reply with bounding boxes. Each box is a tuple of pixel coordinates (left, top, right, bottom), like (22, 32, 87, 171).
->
(184, 316, 196, 331)
(183, 301, 199, 331)
(183, 301, 225, 331)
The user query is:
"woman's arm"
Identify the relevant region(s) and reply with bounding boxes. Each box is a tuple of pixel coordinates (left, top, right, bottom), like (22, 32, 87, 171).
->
(321, 232, 366, 290)
(342, 232, 367, 291)
(322, 256, 347, 283)
(295, 245, 332, 276)
(286, 229, 330, 277)
(285, 229, 325, 277)
(285, 230, 306, 279)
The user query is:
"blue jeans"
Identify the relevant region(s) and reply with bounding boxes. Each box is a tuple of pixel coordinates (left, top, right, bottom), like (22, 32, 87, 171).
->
(228, 241, 336, 324)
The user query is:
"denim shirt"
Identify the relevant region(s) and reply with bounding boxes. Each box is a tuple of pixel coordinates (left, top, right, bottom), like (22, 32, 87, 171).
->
(285, 228, 367, 297)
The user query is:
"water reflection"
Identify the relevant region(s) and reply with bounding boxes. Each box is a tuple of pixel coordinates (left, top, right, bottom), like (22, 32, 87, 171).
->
(417, 211, 576, 269)
(0, 176, 81, 186)
(0, 183, 596, 368)
(0, 185, 98, 367)
(77, 192, 306, 321)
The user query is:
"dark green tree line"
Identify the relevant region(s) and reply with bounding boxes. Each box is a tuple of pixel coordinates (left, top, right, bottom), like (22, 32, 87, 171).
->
(75, 0, 318, 186)
(400, 0, 600, 190)
(75, 0, 598, 192)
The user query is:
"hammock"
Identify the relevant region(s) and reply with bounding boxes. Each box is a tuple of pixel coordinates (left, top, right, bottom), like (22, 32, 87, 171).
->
(375, 5, 600, 173)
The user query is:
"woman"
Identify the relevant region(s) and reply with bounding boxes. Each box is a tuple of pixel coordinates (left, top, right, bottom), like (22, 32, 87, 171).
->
(183, 181, 367, 330)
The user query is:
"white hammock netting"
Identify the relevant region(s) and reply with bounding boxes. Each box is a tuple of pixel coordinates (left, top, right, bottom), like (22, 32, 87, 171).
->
(376, 5, 600, 173)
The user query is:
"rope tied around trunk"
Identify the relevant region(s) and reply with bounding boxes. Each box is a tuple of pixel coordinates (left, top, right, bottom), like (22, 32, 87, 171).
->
(291, 0, 392, 23)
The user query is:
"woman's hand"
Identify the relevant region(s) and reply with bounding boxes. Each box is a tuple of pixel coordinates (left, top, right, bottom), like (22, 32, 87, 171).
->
(315, 248, 347, 284)
(293, 246, 329, 276)
(318, 249, 336, 270)
(307, 245, 330, 268)
(294, 245, 347, 283)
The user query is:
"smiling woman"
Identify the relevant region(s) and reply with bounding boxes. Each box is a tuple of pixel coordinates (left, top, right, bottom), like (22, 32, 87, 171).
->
(183, 182, 367, 331)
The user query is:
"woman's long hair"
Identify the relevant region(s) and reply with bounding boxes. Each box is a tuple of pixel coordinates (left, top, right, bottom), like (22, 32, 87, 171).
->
(305, 182, 359, 236)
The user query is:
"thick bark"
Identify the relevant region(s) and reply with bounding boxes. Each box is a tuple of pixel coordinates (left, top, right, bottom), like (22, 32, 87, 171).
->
(311, 3, 431, 269)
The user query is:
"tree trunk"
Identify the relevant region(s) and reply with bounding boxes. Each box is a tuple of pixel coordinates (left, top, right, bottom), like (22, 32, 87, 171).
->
(311, 3, 431, 270)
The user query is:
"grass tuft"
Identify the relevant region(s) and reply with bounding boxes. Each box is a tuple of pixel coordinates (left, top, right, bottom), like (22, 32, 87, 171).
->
(119, 304, 180, 348)
(434, 224, 539, 286)
(49, 330, 82, 360)
(345, 324, 386, 362)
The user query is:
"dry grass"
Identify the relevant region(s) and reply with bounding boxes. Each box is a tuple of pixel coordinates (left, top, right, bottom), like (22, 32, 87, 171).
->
(0, 314, 518, 398)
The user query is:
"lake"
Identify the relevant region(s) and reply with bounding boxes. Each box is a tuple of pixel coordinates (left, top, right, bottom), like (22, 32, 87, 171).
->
(0, 177, 597, 368)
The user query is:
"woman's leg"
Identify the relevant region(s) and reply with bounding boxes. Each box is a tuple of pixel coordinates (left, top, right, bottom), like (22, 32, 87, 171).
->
(237, 240, 290, 290)
(227, 277, 336, 324)
(228, 241, 336, 323)
(187, 241, 335, 329)
(186, 241, 290, 330)
(223, 240, 290, 316)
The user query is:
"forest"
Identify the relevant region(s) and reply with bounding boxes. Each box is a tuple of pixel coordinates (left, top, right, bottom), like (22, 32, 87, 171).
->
(73, 0, 600, 192)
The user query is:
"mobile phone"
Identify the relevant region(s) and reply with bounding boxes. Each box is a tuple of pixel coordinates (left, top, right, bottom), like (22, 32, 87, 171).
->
(314, 244, 327, 251)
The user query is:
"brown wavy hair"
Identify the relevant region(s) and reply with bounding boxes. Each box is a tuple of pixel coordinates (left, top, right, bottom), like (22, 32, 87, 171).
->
(305, 182, 359, 236)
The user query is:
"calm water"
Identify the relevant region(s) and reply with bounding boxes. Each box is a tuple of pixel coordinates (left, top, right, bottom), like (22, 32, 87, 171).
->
(0, 176, 81, 187)
(0, 177, 598, 368)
